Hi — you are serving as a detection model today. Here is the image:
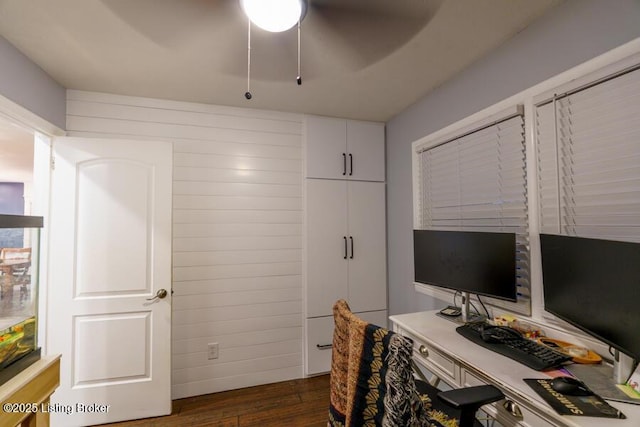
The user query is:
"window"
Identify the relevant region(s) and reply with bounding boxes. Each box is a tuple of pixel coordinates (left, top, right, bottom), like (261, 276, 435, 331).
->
(414, 106, 530, 314)
(536, 66, 640, 243)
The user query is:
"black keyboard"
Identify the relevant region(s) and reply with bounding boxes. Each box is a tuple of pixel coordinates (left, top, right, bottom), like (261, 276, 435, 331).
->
(456, 322, 572, 371)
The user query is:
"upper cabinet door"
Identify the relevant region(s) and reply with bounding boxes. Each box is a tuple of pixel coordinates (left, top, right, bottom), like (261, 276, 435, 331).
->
(346, 120, 385, 182)
(305, 116, 347, 180)
(305, 115, 385, 182)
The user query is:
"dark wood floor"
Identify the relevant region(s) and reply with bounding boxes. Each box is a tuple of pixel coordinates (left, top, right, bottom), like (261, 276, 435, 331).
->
(100, 375, 330, 427)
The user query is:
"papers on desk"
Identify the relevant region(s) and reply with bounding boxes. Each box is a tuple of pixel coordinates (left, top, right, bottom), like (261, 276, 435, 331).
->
(566, 363, 640, 404)
(524, 379, 625, 419)
(618, 384, 640, 400)
(625, 365, 640, 398)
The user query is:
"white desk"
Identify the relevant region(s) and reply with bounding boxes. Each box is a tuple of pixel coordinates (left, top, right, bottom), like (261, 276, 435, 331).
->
(390, 310, 640, 427)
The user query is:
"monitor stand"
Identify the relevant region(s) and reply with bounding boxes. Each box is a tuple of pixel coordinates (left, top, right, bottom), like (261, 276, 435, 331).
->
(614, 351, 636, 385)
(460, 292, 486, 323)
(435, 292, 487, 325)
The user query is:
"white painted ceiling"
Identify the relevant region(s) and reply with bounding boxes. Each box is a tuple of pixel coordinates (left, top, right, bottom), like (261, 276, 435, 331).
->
(0, 0, 561, 123)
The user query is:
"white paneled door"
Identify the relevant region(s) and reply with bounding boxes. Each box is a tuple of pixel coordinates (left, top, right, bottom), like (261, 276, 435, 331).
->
(46, 138, 172, 426)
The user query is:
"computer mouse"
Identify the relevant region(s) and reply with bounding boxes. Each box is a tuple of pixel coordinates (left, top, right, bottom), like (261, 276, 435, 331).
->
(550, 376, 593, 396)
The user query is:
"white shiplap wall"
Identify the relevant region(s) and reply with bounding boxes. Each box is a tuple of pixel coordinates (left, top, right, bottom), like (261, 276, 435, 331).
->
(65, 90, 304, 399)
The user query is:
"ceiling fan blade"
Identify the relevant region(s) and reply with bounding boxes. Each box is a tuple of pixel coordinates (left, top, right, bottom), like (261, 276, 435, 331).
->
(100, 0, 239, 47)
(306, 0, 443, 70)
(103, 0, 302, 83)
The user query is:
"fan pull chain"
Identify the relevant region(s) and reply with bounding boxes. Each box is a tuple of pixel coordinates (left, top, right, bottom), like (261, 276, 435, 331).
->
(296, 19, 302, 85)
(245, 18, 252, 100)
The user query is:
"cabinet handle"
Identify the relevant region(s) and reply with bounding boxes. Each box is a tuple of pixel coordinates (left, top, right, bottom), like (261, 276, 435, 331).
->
(503, 400, 523, 420)
(342, 153, 347, 176)
(349, 236, 354, 259)
(316, 344, 333, 350)
(349, 153, 353, 176)
(343, 236, 348, 259)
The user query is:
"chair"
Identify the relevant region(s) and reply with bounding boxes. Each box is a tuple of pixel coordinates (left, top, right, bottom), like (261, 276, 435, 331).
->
(0, 247, 32, 301)
(328, 300, 504, 427)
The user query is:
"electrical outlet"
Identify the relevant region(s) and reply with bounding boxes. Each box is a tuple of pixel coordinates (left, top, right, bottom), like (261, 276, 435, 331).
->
(208, 342, 219, 360)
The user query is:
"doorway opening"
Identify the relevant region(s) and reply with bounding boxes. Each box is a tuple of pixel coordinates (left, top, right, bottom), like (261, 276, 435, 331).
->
(0, 117, 36, 323)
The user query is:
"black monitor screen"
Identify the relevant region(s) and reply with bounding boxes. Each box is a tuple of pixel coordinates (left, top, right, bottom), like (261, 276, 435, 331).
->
(413, 229, 517, 302)
(541, 234, 640, 361)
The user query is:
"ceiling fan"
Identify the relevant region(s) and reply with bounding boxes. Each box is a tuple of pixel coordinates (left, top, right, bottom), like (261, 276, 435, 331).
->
(101, 0, 441, 97)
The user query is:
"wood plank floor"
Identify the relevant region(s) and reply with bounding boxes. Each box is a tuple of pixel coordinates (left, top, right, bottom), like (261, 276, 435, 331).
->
(99, 375, 330, 427)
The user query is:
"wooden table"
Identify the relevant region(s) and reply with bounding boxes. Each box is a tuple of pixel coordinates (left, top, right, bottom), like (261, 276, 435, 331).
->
(0, 356, 61, 427)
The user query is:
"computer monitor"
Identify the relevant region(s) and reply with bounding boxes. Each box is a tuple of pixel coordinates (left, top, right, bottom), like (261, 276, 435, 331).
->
(540, 234, 640, 378)
(413, 230, 518, 313)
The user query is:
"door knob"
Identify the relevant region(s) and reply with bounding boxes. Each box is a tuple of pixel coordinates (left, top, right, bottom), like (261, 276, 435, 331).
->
(147, 288, 168, 301)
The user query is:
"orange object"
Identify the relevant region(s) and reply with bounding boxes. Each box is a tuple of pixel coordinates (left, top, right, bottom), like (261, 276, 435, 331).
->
(536, 337, 602, 364)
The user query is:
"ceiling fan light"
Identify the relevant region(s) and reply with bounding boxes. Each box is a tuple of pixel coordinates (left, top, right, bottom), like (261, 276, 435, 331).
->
(241, 0, 303, 33)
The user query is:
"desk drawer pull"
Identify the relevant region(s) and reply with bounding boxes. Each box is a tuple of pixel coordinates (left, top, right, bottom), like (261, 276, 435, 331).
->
(418, 345, 429, 357)
(316, 344, 333, 350)
(503, 400, 523, 420)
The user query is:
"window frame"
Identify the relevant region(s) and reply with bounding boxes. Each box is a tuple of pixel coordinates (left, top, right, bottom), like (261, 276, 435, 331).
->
(413, 105, 531, 316)
(411, 38, 640, 325)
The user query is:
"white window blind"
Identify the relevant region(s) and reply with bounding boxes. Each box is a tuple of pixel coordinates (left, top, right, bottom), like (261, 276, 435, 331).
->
(417, 111, 530, 310)
(536, 66, 640, 243)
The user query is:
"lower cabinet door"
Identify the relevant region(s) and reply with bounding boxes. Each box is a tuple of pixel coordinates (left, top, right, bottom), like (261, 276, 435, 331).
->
(305, 310, 388, 376)
(306, 316, 335, 376)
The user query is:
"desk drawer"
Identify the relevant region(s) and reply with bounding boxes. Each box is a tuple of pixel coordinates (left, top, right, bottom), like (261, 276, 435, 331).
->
(399, 328, 459, 385)
(462, 369, 556, 427)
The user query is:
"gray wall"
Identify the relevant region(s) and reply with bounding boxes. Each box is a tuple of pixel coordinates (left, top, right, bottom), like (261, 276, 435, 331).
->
(0, 36, 66, 130)
(385, 0, 640, 316)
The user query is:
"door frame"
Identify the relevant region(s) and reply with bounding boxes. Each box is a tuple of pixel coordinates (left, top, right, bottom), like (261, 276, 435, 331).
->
(0, 94, 64, 352)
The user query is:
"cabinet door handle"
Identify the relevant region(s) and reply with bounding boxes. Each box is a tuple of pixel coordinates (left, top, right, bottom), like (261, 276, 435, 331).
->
(343, 236, 348, 259)
(342, 153, 347, 176)
(316, 344, 333, 350)
(349, 236, 354, 259)
(349, 153, 353, 176)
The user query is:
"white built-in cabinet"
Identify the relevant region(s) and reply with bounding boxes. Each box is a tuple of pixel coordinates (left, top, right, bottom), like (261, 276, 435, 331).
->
(305, 115, 385, 181)
(304, 115, 387, 376)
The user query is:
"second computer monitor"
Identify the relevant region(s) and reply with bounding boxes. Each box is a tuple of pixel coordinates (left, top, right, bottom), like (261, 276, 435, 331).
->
(541, 233, 640, 363)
